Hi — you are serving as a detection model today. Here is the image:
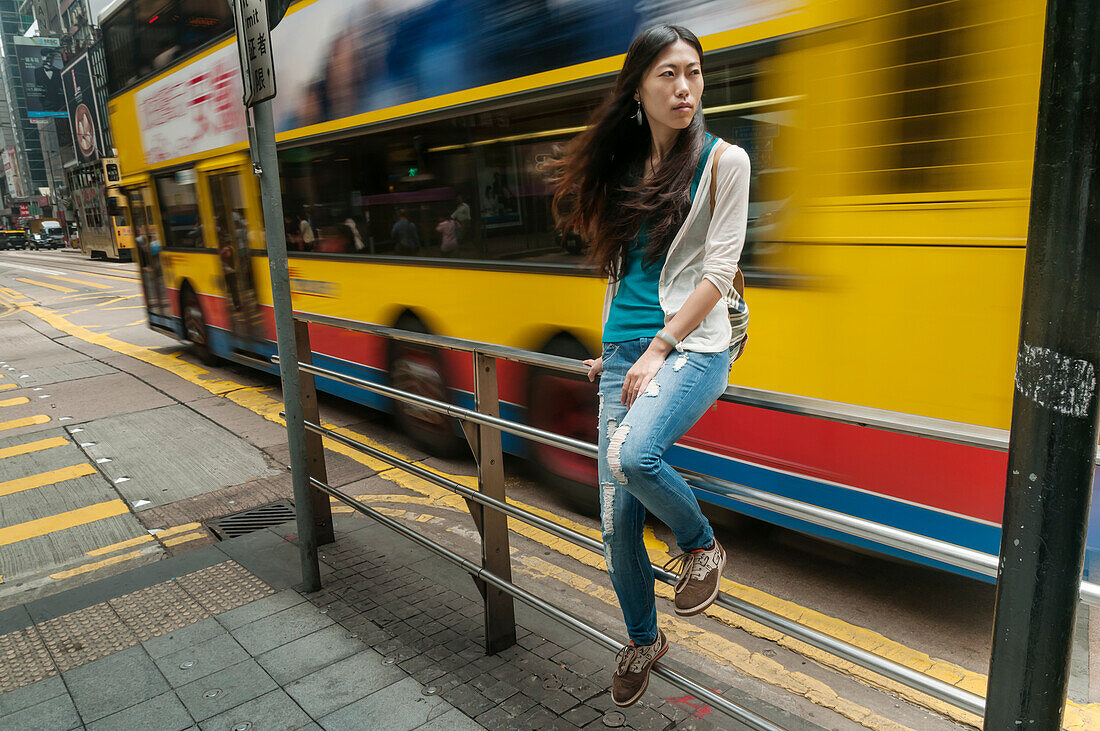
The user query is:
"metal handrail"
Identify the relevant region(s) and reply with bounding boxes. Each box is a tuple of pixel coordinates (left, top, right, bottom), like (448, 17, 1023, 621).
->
(282, 352, 1100, 612)
(302, 418, 986, 716)
(307, 475, 785, 730)
(290, 310, 1100, 462)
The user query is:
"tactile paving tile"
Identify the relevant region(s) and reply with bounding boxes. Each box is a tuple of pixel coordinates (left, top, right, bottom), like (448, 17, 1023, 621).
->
(37, 602, 138, 672)
(108, 580, 211, 642)
(0, 625, 58, 693)
(174, 560, 275, 615)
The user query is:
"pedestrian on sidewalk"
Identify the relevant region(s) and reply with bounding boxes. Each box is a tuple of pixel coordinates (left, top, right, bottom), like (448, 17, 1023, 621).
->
(547, 23, 751, 707)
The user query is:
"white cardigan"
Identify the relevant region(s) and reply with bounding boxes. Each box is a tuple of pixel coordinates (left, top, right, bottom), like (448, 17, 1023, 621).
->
(601, 140, 751, 353)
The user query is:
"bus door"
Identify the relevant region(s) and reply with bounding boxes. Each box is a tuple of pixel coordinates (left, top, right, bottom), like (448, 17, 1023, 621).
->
(125, 184, 172, 328)
(206, 171, 262, 344)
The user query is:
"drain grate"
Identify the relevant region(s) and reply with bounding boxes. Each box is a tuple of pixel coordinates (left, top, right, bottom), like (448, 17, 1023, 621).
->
(209, 500, 296, 540)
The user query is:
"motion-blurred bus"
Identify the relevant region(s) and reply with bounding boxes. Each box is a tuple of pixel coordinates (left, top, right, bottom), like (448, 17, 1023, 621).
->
(68, 158, 135, 260)
(100, 0, 1098, 580)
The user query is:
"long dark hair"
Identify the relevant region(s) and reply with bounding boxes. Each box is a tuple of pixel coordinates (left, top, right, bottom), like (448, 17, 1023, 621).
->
(548, 24, 705, 279)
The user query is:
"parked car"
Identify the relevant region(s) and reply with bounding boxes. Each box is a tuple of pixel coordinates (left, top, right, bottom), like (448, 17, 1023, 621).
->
(0, 230, 29, 250)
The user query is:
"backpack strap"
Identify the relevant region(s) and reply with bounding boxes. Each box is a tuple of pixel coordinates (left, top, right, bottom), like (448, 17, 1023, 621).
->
(706, 141, 744, 301)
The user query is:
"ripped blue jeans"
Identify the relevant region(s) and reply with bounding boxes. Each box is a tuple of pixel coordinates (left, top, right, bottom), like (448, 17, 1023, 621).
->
(598, 337, 730, 645)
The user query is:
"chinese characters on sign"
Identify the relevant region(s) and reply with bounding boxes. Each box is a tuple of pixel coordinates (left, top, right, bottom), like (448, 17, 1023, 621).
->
(233, 0, 276, 107)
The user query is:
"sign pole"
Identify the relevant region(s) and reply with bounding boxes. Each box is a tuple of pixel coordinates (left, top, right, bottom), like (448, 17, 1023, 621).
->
(984, 0, 1100, 726)
(232, 0, 327, 593)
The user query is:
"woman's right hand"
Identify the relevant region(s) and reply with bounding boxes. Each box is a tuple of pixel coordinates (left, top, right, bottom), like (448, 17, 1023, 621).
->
(582, 356, 603, 382)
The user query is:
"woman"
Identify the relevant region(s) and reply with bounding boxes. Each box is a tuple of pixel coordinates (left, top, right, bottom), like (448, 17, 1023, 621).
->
(549, 24, 750, 707)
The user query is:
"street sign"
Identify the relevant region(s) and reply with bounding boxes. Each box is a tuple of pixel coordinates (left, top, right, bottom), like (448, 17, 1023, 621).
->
(231, 0, 276, 108)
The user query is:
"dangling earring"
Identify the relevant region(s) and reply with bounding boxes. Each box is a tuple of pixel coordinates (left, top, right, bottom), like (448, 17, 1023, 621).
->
(634, 100, 644, 126)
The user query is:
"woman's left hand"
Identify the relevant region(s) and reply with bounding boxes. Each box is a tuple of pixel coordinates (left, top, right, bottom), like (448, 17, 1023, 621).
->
(621, 348, 668, 407)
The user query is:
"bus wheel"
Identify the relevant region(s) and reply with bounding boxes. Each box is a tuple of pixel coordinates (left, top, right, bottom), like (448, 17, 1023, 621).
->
(527, 333, 598, 514)
(387, 314, 463, 458)
(181, 288, 218, 365)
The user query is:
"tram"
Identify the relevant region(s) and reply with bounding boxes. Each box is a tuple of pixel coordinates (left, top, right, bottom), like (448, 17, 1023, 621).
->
(99, 0, 1098, 580)
(68, 157, 135, 261)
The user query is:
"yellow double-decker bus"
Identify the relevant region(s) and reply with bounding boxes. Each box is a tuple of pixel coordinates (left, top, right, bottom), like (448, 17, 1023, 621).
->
(68, 157, 135, 260)
(101, 0, 1091, 580)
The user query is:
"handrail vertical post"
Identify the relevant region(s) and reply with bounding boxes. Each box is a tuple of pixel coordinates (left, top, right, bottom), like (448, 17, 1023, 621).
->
(984, 0, 1100, 727)
(295, 318, 335, 546)
(473, 352, 516, 653)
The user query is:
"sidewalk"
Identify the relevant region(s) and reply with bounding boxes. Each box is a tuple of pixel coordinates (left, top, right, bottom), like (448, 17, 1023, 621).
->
(0, 511, 804, 731)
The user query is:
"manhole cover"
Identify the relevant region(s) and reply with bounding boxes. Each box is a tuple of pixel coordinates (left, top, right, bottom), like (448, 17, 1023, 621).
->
(602, 711, 626, 727)
(209, 500, 296, 539)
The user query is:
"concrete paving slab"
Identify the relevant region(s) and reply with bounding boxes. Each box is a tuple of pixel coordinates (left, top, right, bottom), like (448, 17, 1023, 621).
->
(213, 527, 335, 591)
(64, 644, 170, 722)
(229, 602, 335, 656)
(0, 321, 89, 369)
(317, 676, 452, 731)
(418, 707, 486, 730)
(145, 618, 228, 660)
(0, 512, 156, 583)
(0, 371, 173, 439)
(0, 674, 66, 716)
(196, 688, 311, 731)
(175, 659, 278, 722)
(86, 690, 195, 731)
(0, 428, 85, 481)
(188, 395, 290, 449)
(214, 589, 306, 632)
(101, 353, 215, 404)
(284, 649, 404, 720)
(263, 442, 371, 487)
(0, 439, 159, 600)
(0, 691, 81, 731)
(73, 404, 281, 511)
(154, 632, 250, 688)
(256, 624, 367, 685)
(55, 335, 129, 363)
(2, 359, 118, 389)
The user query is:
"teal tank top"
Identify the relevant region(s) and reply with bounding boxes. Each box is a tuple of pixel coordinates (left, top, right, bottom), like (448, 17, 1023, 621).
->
(602, 133, 719, 343)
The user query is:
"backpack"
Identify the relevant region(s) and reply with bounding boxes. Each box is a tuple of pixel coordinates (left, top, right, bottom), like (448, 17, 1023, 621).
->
(708, 141, 749, 362)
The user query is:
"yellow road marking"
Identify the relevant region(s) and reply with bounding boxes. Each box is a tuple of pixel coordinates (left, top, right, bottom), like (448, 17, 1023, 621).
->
(66, 270, 138, 284)
(0, 500, 129, 547)
(15, 277, 76, 293)
(85, 533, 155, 556)
(0, 384, 14, 392)
(0, 414, 50, 431)
(0, 436, 68, 460)
(50, 550, 143, 579)
(103, 305, 146, 311)
(97, 295, 142, 307)
(47, 275, 112, 290)
(155, 522, 202, 538)
(9, 292, 1100, 727)
(0, 463, 98, 498)
(0, 286, 31, 301)
(0, 396, 29, 407)
(162, 531, 208, 547)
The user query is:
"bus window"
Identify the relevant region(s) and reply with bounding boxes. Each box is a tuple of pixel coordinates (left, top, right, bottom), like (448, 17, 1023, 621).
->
(154, 170, 203, 248)
(275, 51, 783, 269)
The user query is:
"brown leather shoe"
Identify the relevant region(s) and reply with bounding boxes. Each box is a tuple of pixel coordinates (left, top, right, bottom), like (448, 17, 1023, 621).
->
(665, 541, 726, 616)
(611, 630, 669, 707)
